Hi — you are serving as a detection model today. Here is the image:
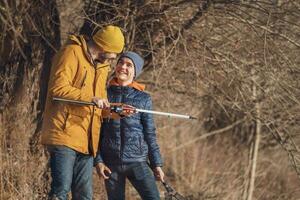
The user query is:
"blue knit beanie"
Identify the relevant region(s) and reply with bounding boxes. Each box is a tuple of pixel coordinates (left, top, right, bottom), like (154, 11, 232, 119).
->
(119, 51, 144, 79)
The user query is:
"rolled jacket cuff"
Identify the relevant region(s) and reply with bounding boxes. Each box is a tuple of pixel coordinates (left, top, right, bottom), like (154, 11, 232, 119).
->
(149, 162, 163, 169)
(93, 154, 104, 166)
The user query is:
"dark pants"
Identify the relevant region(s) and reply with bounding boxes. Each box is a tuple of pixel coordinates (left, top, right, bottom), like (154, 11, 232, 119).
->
(105, 162, 160, 200)
(47, 145, 93, 200)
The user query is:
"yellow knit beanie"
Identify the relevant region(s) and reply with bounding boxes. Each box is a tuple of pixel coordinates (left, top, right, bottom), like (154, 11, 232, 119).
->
(92, 25, 125, 53)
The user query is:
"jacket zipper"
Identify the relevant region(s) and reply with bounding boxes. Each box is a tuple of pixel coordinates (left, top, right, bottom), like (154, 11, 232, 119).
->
(120, 88, 124, 163)
(89, 67, 97, 155)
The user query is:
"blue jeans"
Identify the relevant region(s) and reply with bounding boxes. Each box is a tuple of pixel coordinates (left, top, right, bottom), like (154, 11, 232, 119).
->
(47, 145, 93, 200)
(104, 162, 160, 200)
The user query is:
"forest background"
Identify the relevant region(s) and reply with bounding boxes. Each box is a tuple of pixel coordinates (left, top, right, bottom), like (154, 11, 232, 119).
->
(0, 0, 299, 199)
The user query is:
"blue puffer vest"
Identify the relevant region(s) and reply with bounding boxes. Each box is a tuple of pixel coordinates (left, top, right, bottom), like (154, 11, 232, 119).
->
(95, 85, 163, 167)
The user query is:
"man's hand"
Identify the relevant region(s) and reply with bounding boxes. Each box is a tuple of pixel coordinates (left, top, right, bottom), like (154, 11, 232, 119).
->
(96, 163, 111, 179)
(153, 166, 165, 182)
(92, 97, 110, 109)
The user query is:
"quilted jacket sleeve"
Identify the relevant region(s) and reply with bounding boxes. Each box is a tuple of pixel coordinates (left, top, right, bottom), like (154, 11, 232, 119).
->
(48, 46, 93, 102)
(141, 95, 163, 168)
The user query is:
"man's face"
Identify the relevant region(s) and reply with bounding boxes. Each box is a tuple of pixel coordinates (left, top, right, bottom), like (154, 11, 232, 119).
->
(89, 41, 117, 64)
(115, 57, 135, 83)
(94, 52, 117, 65)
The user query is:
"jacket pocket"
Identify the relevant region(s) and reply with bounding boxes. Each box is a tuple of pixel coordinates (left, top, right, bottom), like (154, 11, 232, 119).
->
(80, 70, 87, 88)
(62, 112, 69, 131)
(64, 108, 90, 132)
(68, 107, 89, 117)
(72, 68, 87, 89)
(132, 162, 151, 180)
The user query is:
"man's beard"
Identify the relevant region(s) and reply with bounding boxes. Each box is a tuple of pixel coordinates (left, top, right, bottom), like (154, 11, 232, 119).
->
(94, 59, 102, 64)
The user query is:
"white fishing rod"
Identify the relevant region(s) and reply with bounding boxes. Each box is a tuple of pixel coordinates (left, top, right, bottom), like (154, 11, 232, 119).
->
(134, 108, 196, 120)
(53, 97, 197, 120)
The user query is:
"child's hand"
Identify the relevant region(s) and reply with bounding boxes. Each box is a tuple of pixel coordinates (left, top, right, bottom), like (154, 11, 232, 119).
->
(96, 163, 111, 179)
(153, 167, 165, 182)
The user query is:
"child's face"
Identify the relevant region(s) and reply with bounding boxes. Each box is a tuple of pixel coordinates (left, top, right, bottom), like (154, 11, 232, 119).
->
(115, 57, 135, 84)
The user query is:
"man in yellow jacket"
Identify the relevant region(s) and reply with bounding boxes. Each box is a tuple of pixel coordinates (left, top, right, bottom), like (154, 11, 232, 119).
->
(41, 25, 125, 200)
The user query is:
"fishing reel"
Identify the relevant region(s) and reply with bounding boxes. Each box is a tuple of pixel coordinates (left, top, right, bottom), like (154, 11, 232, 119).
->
(110, 103, 135, 114)
(105, 103, 137, 119)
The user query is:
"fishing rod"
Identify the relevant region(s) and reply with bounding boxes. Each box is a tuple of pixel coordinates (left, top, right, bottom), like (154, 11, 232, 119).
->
(52, 97, 197, 120)
(162, 181, 187, 200)
(145, 162, 187, 200)
(53, 97, 95, 106)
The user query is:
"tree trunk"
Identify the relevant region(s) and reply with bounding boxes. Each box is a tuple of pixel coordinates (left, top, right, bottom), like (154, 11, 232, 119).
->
(246, 68, 262, 200)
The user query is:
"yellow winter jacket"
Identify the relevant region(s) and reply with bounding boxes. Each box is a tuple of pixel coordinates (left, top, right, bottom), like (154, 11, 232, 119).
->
(41, 35, 109, 157)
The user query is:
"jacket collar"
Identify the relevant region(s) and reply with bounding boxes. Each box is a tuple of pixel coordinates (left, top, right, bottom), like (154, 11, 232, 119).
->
(109, 78, 145, 91)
